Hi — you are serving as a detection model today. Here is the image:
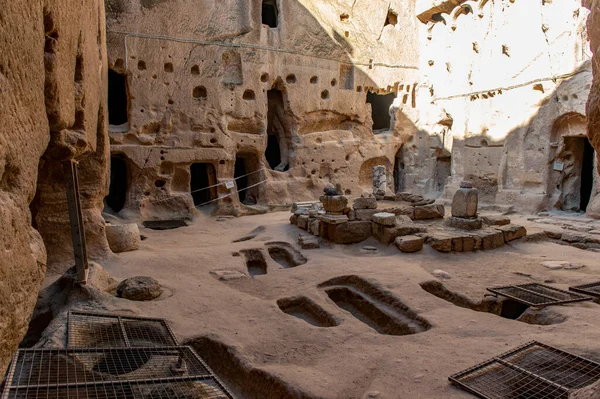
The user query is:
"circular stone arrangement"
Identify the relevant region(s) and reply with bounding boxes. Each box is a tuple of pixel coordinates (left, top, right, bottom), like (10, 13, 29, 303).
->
(116, 276, 163, 301)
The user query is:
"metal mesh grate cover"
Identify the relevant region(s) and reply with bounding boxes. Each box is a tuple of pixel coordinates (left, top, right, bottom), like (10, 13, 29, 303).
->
(449, 341, 600, 399)
(486, 283, 592, 307)
(68, 311, 178, 348)
(1, 347, 234, 399)
(569, 281, 600, 298)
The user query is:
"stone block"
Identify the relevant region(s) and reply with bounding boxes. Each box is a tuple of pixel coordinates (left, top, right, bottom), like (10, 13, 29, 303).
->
(294, 208, 310, 216)
(387, 206, 416, 220)
(328, 221, 372, 244)
(297, 215, 309, 230)
(427, 233, 453, 253)
(414, 204, 445, 220)
(372, 212, 396, 226)
(320, 195, 348, 213)
(476, 229, 505, 250)
(451, 183, 478, 218)
(106, 224, 141, 253)
(372, 224, 401, 245)
(321, 214, 349, 225)
(354, 208, 380, 221)
(495, 224, 527, 242)
(446, 216, 483, 230)
(395, 235, 425, 253)
(482, 215, 511, 226)
(298, 234, 320, 249)
(309, 219, 321, 236)
(353, 197, 378, 209)
(289, 214, 298, 225)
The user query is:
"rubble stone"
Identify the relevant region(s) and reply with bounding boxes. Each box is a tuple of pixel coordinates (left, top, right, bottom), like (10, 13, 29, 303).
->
(320, 195, 348, 213)
(371, 212, 397, 226)
(353, 197, 378, 210)
(105, 224, 141, 253)
(328, 221, 372, 244)
(446, 216, 483, 230)
(414, 204, 445, 220)
(395, 235, 425, 253)
(482, 215, 511, 226)
(116, 276, 163, 301)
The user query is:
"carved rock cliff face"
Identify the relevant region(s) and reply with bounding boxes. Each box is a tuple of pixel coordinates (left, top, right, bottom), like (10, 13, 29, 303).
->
(0, 0, 109, 375)
(586, 0, 600, 218)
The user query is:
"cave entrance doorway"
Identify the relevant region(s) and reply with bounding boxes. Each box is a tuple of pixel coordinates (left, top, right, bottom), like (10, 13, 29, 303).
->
(105, 156, 128, 213)
(367, 92, 395, 132)
(394, 147, 405, 194)
(235, 153, 261, 205)
(558, 137, 595, 212)
(265, 89, 290, 171)
(435, 154, 452, 194)
(108, 70, 128, 127)
(190, 163, 217, 207)
(262, 0, 278, 27)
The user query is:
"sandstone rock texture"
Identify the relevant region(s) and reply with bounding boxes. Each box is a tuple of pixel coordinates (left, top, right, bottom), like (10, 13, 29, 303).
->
(104, 0, 600, 219)
(585, 0, 600, 220)
(419, 0, 598, 214)
(0, 0, 108, 377)
(104, 0, 427, 219)
(116, 276, 163, 301)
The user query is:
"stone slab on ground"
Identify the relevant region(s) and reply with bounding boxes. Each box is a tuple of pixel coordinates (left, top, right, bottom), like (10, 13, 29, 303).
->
(495, 224, 527, 242)
(414, 204, 445, 220)
(446, 216, 483, 230)
(328, 221, 372, 244)
(298, 234, 320, 249)
(395, 235, 425, 253)
(211, 269, 248, 281)
(372, 212, 396, 226)
(482, 215, 511, 226)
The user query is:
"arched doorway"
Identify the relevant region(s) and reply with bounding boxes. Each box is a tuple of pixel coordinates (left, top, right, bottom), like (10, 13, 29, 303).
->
(549, 113, 596, 211)
(190, 163, 217, 207)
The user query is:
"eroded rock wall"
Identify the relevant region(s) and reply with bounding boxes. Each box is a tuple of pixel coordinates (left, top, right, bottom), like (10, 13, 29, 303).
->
(419, 0, 596, 213)
(585, 0, 600, 218)
(0, 0, 108, 375)
(104, 0, 444, 219)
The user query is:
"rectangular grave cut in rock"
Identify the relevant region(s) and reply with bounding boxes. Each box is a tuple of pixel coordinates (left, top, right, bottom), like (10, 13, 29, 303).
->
(68, 311, 179, 348)
(569, 281, 600, 298)
(449, 341, 600, 399)
(486, 283, 592, 307)
(1, 346, 235, 399)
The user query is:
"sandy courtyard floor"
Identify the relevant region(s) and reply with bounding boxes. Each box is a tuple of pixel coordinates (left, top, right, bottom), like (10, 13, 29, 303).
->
(91, 210, 600, 399)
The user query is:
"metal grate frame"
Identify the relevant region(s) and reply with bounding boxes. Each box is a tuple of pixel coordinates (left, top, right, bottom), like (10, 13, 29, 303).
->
(68, 311, 179, 348)
(449, 341, 600, 399)
(487, 283, 592, 307)
(2, 347, 234, 399)
(569, 281, 600, 298)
